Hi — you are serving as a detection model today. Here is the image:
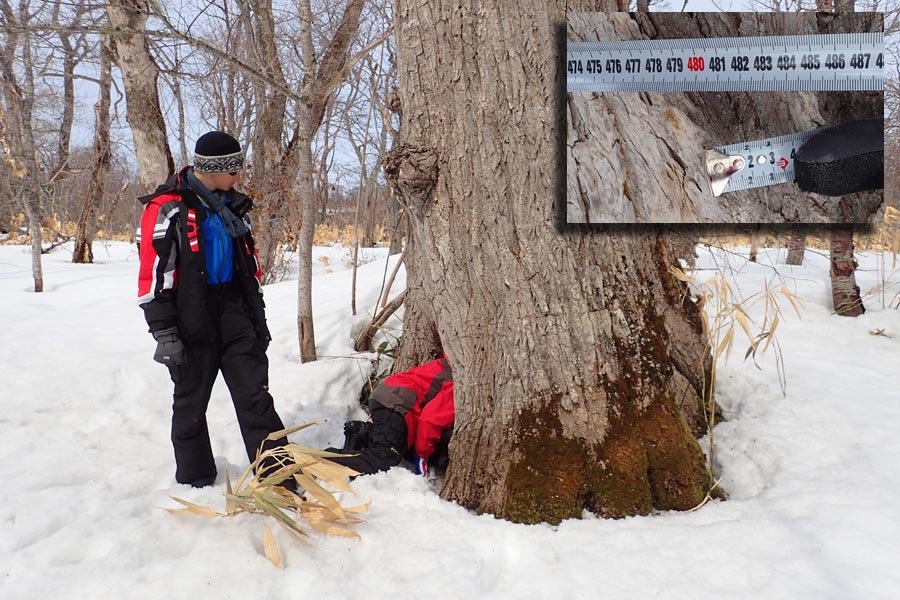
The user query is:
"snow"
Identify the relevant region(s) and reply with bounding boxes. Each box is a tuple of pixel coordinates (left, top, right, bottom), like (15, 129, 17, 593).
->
(1, 241, 899, 599)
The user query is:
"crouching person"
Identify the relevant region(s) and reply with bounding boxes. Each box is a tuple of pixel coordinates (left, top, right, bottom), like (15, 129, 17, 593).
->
(327, 355, 454, 477)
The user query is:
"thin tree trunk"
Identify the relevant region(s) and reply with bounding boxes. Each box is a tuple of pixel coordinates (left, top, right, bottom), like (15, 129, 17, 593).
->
(317, 102, 335, 225)
(170, 56, 189, 165)
(105, 0, 173, 193)
(379, 247, 404, 309)
(296, 0, 319, 362)
(830, 225, 865, 316)
(295, 0, 366, 362)
(0, 7, 44, 291)
(52, 39, 75, 182)
(785, 229, 806, 265)
(749, 225, 761, 263)
(246, 0, 289, 282)
(73, 37, 112, 264)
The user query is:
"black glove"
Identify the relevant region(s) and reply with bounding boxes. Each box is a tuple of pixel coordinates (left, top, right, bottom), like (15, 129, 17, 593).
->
(152, 327, 186, 366)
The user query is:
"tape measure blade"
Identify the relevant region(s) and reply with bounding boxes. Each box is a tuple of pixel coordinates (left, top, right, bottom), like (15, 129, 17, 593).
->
(566, 33, 883, 92)
(713, 128, 820, 194)
(722, 168, 796, 194)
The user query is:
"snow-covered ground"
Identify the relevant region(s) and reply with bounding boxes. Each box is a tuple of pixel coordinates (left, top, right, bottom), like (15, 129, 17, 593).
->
(1, 240, 899, 599)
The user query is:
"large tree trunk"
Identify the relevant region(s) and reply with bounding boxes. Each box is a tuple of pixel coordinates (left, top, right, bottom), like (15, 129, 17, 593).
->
(105, 0, 173, 193)
(73, 37, 113, 264)
(566, 12, 883, 224)
(389, 1, 712, 524)
(830, 225, 865, 316)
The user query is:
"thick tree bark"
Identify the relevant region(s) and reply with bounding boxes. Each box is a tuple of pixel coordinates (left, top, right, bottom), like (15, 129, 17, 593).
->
(567, 12, 883, 223)
(106, 0, 173, 193)
(390, 1, 711, 523)
(73, 37, 113, 264)
(389, 230, 442, 373)
(830, 225, 865, 316)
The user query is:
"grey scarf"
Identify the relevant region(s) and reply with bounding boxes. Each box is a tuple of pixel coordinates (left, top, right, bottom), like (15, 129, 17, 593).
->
(184, 168, 249, 238)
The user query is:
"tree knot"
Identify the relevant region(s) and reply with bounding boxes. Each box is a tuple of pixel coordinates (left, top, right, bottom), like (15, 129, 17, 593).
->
(384, 144, 438, 213)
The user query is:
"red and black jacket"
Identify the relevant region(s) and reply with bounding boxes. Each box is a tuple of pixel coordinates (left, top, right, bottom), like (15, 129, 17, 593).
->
(137, 166, 270, 345)
(371, 356, 454, 460)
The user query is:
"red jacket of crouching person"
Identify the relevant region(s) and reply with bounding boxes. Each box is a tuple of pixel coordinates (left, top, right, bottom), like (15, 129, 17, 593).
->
(369, 354, 454, 461)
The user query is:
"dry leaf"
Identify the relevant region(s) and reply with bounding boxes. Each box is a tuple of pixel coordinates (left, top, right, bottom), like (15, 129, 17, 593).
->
(166, 497, 222, 519)
(262, 523, 282, 568)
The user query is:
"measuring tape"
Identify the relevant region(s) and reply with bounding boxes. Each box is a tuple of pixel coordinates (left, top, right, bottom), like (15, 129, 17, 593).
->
(567, 33, 883, 92)
(706, 128, 821, 196)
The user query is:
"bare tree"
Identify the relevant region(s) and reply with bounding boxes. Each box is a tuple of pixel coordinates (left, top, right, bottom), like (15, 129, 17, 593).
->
(1, 0, 45, 292)
(48, 1, 90, 182)
(242, 0, 292, 280)
(105, 0, 173, 192)
(749, 225, 763, 262)
(73, 36, 113, 264)
(293, 0, 367, 361)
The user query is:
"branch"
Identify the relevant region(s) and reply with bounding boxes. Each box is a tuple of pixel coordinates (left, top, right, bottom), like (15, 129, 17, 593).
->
(354, 289, 406, 352)
(2, 21, 305, 102)
(319, 27, 393, 100)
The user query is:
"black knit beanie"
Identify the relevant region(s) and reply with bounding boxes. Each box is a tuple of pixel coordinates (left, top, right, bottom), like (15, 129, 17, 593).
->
(193, 131, 244, 174)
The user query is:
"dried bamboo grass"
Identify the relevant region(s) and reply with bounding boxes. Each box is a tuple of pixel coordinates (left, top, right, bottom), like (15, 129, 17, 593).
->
(165, 422, 367, 567)
(672, 262, 805, 480)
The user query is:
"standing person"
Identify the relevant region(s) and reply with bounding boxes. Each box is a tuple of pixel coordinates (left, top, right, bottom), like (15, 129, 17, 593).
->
(328, 355, 454, 477)
(137, 131, 290, 489)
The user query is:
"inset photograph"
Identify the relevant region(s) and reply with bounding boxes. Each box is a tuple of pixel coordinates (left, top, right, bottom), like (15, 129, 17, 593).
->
(566, 12, 884, 224)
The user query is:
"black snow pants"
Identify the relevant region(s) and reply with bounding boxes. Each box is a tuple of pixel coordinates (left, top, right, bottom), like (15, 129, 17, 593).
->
(326, 400, 406, 475)
(168, 282, 287, 485)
